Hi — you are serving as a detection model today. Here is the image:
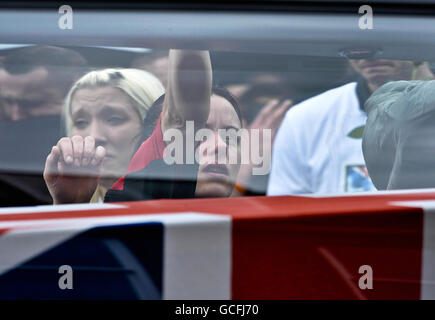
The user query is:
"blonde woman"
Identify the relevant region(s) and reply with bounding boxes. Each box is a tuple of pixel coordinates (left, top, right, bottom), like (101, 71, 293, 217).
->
(43, 68, 164, 204)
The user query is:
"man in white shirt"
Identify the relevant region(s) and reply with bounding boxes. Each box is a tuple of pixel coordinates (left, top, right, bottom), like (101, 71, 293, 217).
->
(267, 59, 433, 195)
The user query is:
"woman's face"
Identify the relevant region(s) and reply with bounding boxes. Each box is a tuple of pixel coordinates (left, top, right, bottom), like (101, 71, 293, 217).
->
(70, 86, 143, 179)
(195, 94, 241, 198)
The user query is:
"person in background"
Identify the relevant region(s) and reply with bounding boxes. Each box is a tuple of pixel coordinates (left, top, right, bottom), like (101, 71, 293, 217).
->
(1, 46, 87, 121)
(0, 46, 88, 206)
(267, 59, 433, 196)
(43, 68, 165, 203)
(363, 80, 435, 190)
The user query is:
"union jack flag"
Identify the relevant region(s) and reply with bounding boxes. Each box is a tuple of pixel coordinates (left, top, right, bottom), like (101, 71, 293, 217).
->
(1, 190, 435, 299)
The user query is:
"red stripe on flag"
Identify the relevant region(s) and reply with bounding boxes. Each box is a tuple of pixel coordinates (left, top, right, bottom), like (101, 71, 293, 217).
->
(231, 208, 424, 299)
(1, 192, 434, 223)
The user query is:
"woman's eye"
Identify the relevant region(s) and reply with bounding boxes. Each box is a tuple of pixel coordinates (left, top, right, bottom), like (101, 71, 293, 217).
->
(74, 120, 88, 129)
(108, 116, 125, 125)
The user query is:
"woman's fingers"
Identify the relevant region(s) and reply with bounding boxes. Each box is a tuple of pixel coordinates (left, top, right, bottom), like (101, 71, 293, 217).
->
(248, 99, 278, 129)
(57, 137, 74, 165)
(82, 136, 95, 166)
(263, 99, 280, 113)
(91, 145, 106, 167)
(71, 135, 84, 167)
(271, 99, 293, 127)
(43, 146, 61, 181)
(54, 136, 104, 172)
(250, 99, 292, 131)
(258, 99, 279, 120)
(281, 99, 293, 113)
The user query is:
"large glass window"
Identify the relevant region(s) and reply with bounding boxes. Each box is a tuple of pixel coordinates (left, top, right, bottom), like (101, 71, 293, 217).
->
(1, 5, 435, 207)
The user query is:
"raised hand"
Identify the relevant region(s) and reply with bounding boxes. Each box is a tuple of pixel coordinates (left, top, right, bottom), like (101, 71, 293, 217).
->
(234, 99, 293, 196)
(248, 99, 293, 141)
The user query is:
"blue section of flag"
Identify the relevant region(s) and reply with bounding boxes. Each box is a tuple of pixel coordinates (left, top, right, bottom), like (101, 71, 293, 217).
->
(0, 222, 164, 299)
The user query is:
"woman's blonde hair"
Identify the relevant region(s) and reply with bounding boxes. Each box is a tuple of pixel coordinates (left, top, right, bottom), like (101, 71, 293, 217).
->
(63, 68, 165, 135)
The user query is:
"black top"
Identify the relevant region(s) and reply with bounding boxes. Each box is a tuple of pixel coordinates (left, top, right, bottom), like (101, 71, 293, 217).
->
(104, 159, 199, 203)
